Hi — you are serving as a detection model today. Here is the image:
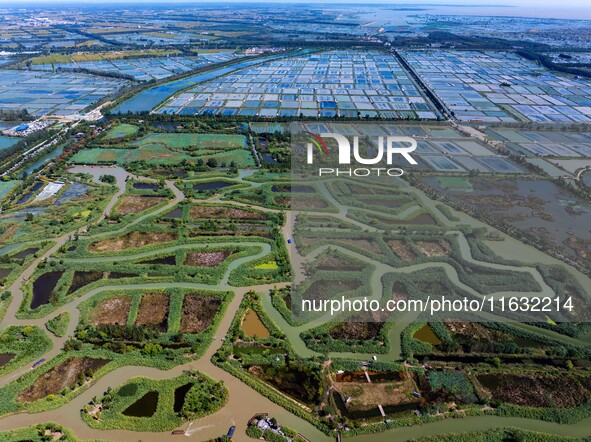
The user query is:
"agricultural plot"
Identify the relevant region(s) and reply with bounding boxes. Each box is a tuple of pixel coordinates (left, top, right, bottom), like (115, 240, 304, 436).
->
(135, 293, 169, 331)
(88, 230, 179, 253)
(0, 180, 104, 241)
(331, 369, 420, 420)
(487, 129, 591, 176)
(88, 294, 132, 326)
(18, 357, 110, 403)
(291, 169, 591, 326)
(476, 372, 591, 408)
(70, 145, 189, 165)
(302, 320, 388, 354)
(401, 50, 591, 123)
(78, 288, 231, 352)
(29, 52, 239, 81)
(102, 124, 138, 140)
(156, 51, 441, 119)
(113, 195, 167, 216)
(180, 293, 223, 333)
(442, 322, 551, 356)
(131, 132, 246, 151)
(23, 241, 255, 317)
(293, 121, 522, 174)
(104, 31, 194, 46)
(72, 132, 253, 167)
(0, 70, 129, 116)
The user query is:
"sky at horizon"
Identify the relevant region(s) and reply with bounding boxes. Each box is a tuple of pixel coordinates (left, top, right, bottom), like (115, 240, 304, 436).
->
(0, 0, 589, 6)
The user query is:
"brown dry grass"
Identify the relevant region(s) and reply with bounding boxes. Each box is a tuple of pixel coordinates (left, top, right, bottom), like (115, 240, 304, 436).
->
(387, 240, 416, 261)
(334, 372, 417, 411)
(337, 238, 382, 254)
(189, 205, 267, 220)
(88, 231, 178, 253)
(316, 255, 366, 271)
(135, 293, 169, 331)
(329, 322, 383, 340)
(476, 373, 590, 408)
(415, 240, 451, 257)
(180, 293, 221, 333)
(18, 358, 109, 402)
(184, 251, 232, 267)
(0, 223, 19, 242)
(447, 322, 510, 342)
(114, 195, 166, 216)
(88, 295, 131, 326)
(291, 198, 328, 209)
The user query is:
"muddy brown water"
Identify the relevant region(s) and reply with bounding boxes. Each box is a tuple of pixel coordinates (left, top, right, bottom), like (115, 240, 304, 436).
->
(413, 324, 442, 345)
(241, 308, 270, 338)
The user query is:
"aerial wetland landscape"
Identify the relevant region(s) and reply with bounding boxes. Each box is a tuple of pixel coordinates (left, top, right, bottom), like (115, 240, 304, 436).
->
(0, 1, 591, 442)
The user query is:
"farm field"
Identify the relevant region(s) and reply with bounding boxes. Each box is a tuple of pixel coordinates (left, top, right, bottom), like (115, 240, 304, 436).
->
(401, 50, 591, 123)
(70, 131, 253, 167)
(156, 51, 442, 119)
(29, 52, 241, 81)
(293, 121, 522, 174)
(102, 123, 138, 140)
(0, 3, 591, 439)
(0, 130, 590, 441)
(0, 70, 129, 116)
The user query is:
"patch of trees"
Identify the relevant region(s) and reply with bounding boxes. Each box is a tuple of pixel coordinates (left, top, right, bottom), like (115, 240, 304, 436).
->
(56, 66, 136, 81)
(516, 50, 591, 79)
(0, 128, 52, 165)
(180, 380, 227, 419)
(0, 109, 33, 121)
(99, 174, 116, 184)
(396, 31, 550, 52)
(80, 324, 159, 344)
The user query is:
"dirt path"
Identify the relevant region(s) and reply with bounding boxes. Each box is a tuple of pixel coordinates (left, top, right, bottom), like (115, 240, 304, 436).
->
(0, 171, 333, 442)
(2, 167, 591, 442)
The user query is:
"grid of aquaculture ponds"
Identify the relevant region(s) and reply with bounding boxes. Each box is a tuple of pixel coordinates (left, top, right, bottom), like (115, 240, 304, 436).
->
(0, 70, 129, 116)
(30, 52, 241, 81)
(301, 123, 524, 174)
(400, 50, 591, 123)
(105, 31, 194, 46)
(155, 51, 441, 119)
(487, 128, 591, 159)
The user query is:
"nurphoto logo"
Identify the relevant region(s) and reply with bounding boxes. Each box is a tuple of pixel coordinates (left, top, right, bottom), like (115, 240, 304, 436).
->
(305, 132, 418, 176)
